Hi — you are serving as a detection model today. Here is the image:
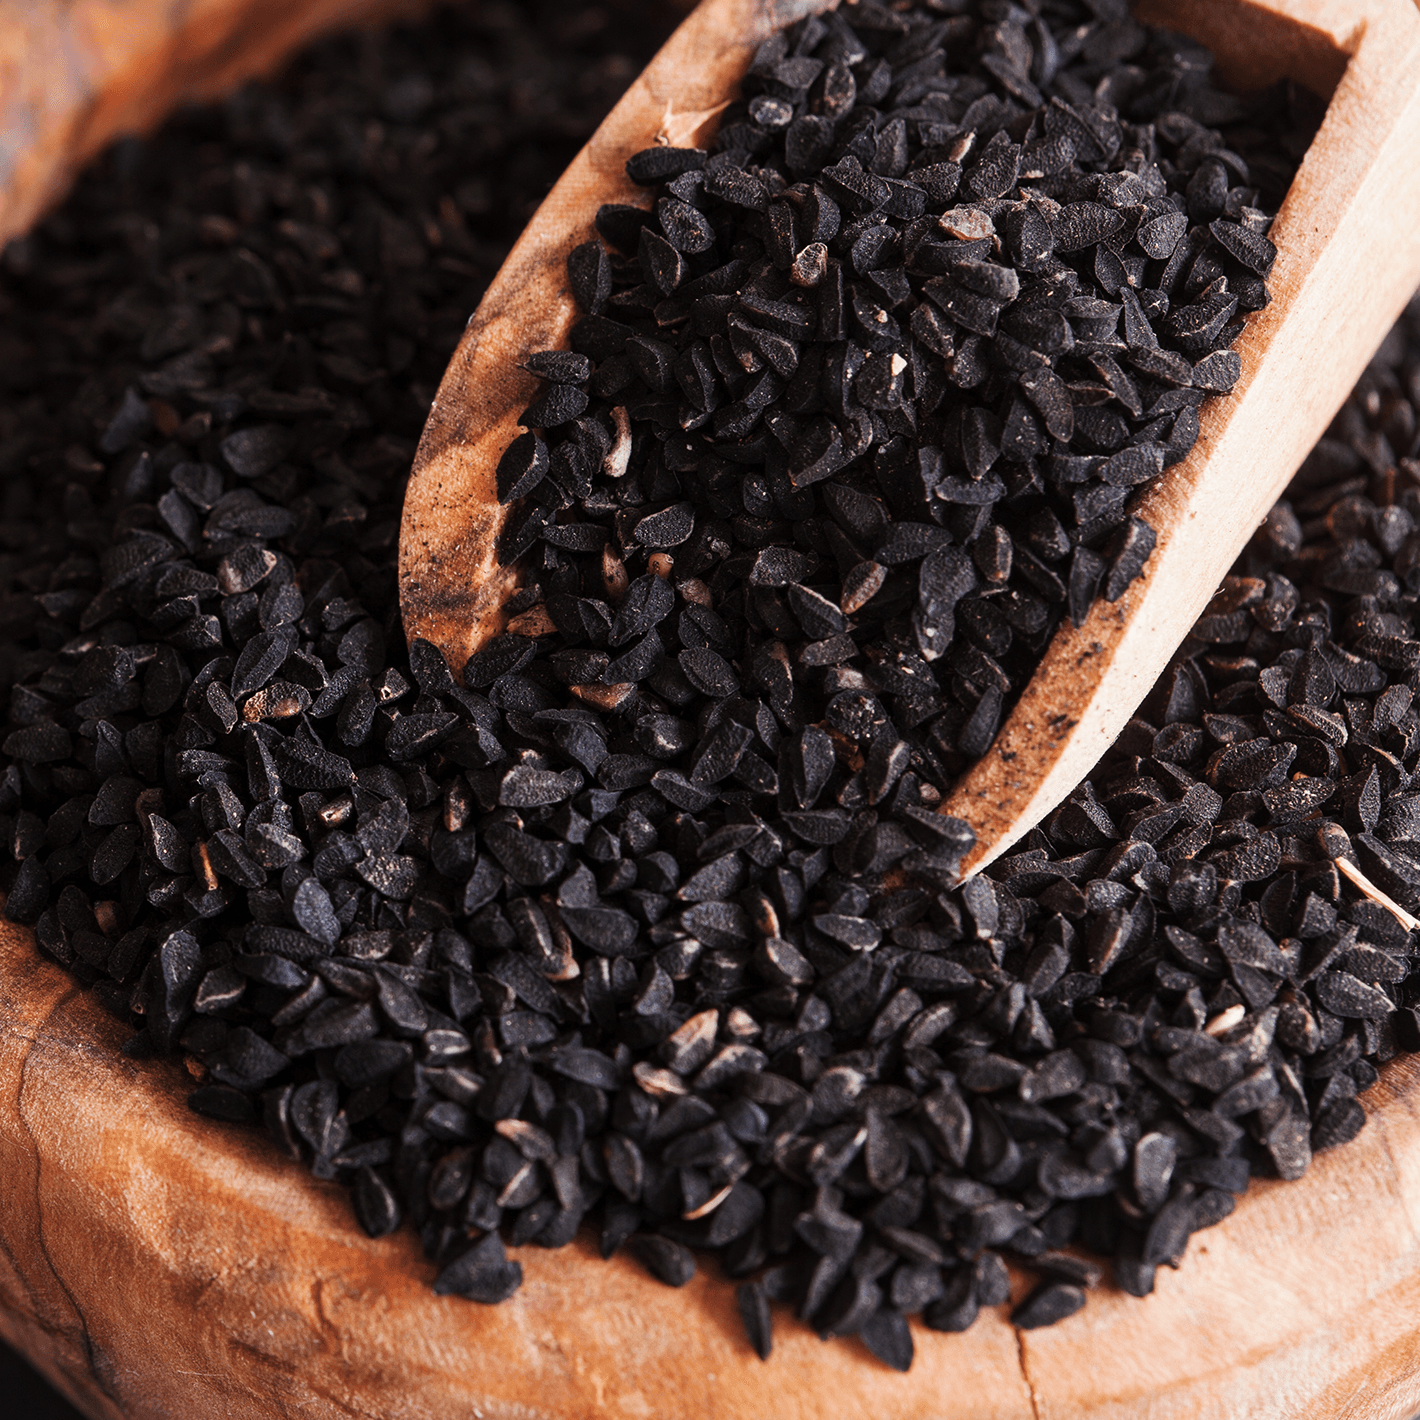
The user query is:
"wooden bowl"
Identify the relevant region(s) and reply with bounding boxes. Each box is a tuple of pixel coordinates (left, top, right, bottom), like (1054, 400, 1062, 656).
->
(5, 1, 1420, 1418)
(3, 920, 1420, 1420)
(0, 0, 442, 250)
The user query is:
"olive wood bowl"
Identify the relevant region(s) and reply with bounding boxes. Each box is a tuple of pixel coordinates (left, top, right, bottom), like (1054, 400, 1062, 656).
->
(5, 2, 1420, 1418)
(3, 920, 1420, 1420)
(397, 0, 1420, 875)
(0, 0, 435, 249)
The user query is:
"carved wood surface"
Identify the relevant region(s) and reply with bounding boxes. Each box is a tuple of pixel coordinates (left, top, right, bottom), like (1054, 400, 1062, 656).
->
(2, 921, 1420, 1420)
(7, 0, 1420, 1416)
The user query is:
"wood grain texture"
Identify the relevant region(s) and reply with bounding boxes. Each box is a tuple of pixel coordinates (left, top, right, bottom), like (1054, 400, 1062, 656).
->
(6, 0, 1420, 1416)
(2, 918, 1420, 1420)
(0, 0, 432, 249)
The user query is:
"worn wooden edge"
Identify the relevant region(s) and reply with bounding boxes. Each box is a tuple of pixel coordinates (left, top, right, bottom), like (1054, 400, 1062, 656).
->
(945, 0, 1420, 874)
(3, 920, 1420, 1420)
(397, 0, 837, 671)
(0, 0, 438, 251)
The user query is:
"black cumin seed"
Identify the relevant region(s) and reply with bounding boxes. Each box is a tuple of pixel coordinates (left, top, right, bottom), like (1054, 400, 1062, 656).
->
(1012, 1283, 1087, 1330)
(629, 1234, 696, 1287)
(6, 0, 1411, 1376)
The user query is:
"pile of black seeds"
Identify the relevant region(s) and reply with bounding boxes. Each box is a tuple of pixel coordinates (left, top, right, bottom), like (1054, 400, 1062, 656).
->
(497, 0, 1319, 779)
(3, 0, 1420, 1378)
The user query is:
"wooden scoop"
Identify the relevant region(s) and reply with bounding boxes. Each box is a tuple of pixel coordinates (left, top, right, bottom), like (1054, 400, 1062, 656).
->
(398, 0, 1420, 873)
(397, 0, 824, 654)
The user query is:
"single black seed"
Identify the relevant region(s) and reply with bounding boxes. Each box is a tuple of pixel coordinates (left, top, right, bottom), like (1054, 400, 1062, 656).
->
(522, 383, 589, 428)
(497, 432, 550, 503)
(434, 1232, 524, 1303)
(629, 1234, 696, 1287)
(1012, 1283, 1086, 1330)
(737, 1281, 773, 1359)
(221, 425, 293, 480)
(524, 351, 593, 384)
(188, 1085, 257, 1122)
(626, 146, 706, 185)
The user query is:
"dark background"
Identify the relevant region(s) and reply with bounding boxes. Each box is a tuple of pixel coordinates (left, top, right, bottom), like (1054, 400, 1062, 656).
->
(1, 1341, 87, 1419)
